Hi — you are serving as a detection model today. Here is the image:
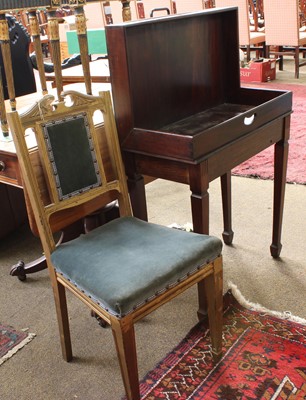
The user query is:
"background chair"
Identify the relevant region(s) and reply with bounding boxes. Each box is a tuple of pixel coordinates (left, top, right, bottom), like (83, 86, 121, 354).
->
(8, 90, 223, 400)
(12, 9, 50, 58)
(300, 0, 306, 27)
(0, 14, 36, 100)
(264, 0, 306, 78)
(215, 0, 266, 60)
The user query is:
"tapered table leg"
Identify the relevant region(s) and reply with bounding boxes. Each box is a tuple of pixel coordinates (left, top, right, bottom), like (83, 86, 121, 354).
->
(221, 172, 234, 244)
(189, 162, 209, 235)
(270, 116, 290, 258)
(189, 163, 210, 316)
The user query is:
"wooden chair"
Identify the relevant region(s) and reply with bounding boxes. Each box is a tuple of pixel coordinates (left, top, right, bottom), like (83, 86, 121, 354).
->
(300, 0, 306, 27)
(0, 15, 36, 100)
(7, 90, 223, 400)
(35, 9, 50, 58)
(264, 0, 306, 78)
(215, 0, 266, 60)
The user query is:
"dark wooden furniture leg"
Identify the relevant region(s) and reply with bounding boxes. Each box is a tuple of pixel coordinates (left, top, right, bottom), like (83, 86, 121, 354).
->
(270, 116, 290, 258)
(10, 258, 47, 281)
(221, 172, 234, 245)
(189, 163, 210, 318)
(189, 162, 209, 235)
(124, 154, 148, 221)
(127, 174, 148, 221)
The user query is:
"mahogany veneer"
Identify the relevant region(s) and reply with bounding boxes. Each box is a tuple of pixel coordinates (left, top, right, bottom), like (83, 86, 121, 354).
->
(106, 8, 291, 256)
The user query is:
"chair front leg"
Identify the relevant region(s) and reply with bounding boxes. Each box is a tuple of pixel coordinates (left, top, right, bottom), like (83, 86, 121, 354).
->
(111, 316, 140, 400)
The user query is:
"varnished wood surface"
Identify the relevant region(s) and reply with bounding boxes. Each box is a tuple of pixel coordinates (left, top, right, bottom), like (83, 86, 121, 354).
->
(106, 9, 292, 257)
(0, 83, 110, 234)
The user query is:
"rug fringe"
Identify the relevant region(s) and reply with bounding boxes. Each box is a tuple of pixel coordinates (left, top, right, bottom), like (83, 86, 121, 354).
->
(0, 332, 36, 366)
(228, 281, 306, 325)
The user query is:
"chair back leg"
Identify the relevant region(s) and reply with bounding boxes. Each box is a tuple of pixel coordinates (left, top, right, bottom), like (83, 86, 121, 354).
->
(295, 46, 300, 78)
(203, 258, 223, 362)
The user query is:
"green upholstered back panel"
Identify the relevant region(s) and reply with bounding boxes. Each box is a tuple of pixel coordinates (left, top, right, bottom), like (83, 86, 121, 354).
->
(43, 113, 101, 200)
(67, 29, 107, 55)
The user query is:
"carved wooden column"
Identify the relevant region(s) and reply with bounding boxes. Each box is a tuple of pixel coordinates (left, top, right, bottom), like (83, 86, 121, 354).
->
(73, 6, 92, 95)
(0, 67, 8, 138)
(46, 8, 63, 99)
(121, 1, 131, 21)
(0, 14, 16, 111)
(28, 10, 48, 95)
(0, 14, 15, 139)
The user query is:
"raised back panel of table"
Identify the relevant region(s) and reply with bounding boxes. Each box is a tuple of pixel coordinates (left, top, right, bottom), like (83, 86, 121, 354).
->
(106, 8, 241, 150)
(106, 9, 290, 164)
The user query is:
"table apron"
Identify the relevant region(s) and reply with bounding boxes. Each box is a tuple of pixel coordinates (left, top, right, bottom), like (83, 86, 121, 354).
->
(131, 116, 287, 185)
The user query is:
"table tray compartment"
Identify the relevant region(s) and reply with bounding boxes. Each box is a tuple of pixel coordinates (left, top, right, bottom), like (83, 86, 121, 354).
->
(123, 88, 292, 162)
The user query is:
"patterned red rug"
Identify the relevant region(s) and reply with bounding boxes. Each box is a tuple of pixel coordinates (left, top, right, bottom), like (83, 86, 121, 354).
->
(233, 83, 306, 185)
(138, 287, 306, 399)
(0, 324, 35, 366)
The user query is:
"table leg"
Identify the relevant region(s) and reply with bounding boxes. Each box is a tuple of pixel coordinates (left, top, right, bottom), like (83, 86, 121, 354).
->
(189, 163, 209, 316)
(127, 174, 148, 221)
(270, 116, 290, 258)
(221, 172, 234, 244)
(189, 162, 209, 235)
(124, 153, 148, 220)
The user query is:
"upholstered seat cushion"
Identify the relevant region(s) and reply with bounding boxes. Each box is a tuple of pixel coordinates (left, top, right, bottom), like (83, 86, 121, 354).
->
(51, 217, 222, 317)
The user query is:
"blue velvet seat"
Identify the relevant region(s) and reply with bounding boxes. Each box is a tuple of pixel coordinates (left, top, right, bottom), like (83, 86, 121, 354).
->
(8, 90, 223, 400)
(52, 216, 222, 317)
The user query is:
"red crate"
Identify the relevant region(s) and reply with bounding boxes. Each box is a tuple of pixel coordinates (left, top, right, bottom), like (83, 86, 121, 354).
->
(240, 59, 276, 83)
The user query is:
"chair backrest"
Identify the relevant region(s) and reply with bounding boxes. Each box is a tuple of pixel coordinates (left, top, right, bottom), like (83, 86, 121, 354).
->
(0, 15, 36, 99)
(301, 0, 306, 27)
(7, 91, 132, 258)
(263, 0, 300, 46)
(215, 0, 251, 45)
